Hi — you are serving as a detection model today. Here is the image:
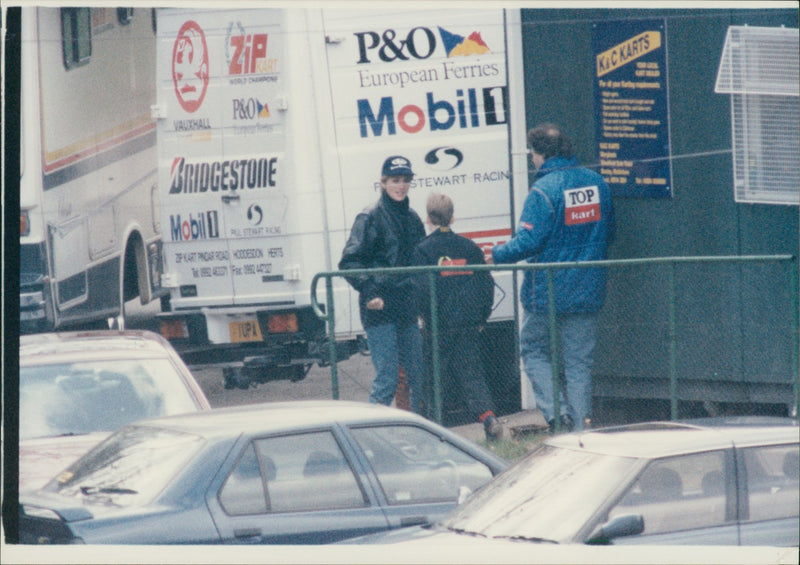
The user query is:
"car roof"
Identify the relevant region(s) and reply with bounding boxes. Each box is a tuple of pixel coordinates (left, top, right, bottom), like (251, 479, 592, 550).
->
(127, 400, 437, 439)
(20, 330, 176, 363)
(548, 418, 799, 458)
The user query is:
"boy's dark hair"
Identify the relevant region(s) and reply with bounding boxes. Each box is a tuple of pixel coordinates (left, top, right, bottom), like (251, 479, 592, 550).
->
(527, 123, 573, 160)
(427, 193, 454, 227)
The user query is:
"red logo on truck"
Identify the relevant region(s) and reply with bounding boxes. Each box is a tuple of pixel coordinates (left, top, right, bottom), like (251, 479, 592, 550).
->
(172, 21, 209, 113)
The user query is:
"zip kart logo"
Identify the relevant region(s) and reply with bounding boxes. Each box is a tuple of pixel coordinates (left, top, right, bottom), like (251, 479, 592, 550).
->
(169, 156, 279, 194)
(172, 21, 210, 113)
(354, 25, 490, 64)
(226, 21, 278, 76)
(169, 211, 220, 241)
(358, 86, 507, 138)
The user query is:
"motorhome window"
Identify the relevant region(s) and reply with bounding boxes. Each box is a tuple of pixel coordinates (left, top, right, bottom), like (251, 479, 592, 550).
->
(117, 8, 134, 26)
(61, 8, 92, 70)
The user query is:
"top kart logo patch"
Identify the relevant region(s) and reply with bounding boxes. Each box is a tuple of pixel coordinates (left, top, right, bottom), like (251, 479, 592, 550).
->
(564, 186, 601, 226)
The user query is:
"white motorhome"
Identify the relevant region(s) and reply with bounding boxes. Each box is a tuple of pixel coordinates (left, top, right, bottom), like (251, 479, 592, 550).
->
(19, 7, 164, 332)
(154, 7, 529, 395)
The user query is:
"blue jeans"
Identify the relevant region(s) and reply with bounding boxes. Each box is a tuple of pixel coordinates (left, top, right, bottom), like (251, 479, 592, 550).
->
(365, 323, 424, 414)
(520, 310, 598, 430)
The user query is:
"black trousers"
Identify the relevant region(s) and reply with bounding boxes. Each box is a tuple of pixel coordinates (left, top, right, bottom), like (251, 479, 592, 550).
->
(424, 325, 496, 422)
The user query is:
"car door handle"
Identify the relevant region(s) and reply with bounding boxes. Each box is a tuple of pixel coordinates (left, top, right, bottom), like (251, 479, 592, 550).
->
(234, 527, 262, 540)
(401, 516, 428, 527)
(222, 194, 240, 203)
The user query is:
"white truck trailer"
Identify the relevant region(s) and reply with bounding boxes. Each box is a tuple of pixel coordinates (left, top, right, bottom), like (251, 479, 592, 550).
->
(154, 7, 529, 395)
(19, 7, 165, 332)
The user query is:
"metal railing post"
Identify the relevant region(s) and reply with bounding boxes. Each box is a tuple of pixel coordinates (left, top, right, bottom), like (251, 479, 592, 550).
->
(547, 269, 561, 431)
(790, 258, 799, 419)
(428, 271, 442, 424)
(325, 275, 339, 399)
(668, 262, 678, 420)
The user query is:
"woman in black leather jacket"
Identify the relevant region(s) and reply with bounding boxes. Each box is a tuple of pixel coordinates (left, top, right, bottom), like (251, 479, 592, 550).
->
(339, 155, 426, 414)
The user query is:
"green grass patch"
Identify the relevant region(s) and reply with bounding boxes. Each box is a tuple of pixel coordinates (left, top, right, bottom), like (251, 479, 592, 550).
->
(481, 430, 548, 461)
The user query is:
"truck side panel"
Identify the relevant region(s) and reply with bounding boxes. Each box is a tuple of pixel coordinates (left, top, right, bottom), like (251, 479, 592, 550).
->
(320, 9, 521, 335)
(20, 7, 162, 332)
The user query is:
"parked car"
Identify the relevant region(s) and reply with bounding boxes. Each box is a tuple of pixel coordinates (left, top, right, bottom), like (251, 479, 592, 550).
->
(19, 330, 212, 491)
(18, 400, 508, 544)
(348, 417, 799, 547)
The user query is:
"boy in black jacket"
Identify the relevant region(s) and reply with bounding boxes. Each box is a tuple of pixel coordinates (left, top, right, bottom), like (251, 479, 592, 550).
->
(412, 194, 504, 440)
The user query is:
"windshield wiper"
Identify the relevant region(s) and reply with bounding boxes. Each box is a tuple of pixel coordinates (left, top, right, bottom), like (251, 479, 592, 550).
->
(493, 534, 559, 544)
(445, 527, 487, 538)
(24, 432, 90, 440)
(80, 486, 138, 495)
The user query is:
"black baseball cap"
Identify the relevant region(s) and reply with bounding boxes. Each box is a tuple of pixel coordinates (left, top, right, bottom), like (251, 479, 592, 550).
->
(381, 155, 414, 178)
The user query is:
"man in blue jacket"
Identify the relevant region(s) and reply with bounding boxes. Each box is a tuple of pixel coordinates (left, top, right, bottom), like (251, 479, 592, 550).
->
(490, 124, 615, 432)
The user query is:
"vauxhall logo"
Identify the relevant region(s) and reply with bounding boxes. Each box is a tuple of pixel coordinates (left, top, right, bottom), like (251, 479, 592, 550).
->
(354, 27, 438, 64)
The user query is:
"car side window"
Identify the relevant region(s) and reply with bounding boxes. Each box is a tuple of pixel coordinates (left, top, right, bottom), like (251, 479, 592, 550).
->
(220, 432, 367, 515)
(349, 425, 493, 505)
(219, 443, 268, 515)
(740, 444, 799, 523)
(607, 451, 730, 536)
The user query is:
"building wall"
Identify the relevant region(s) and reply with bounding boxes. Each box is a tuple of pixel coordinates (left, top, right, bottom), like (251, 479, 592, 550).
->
(520, 8, 799, 404)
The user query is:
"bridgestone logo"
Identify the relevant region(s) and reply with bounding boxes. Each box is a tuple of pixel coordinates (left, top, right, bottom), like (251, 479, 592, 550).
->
(169, 156, 278, 194)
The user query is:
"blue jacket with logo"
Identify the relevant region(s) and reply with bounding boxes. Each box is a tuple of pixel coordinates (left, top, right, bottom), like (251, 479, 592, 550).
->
(491, 156, 615, 314)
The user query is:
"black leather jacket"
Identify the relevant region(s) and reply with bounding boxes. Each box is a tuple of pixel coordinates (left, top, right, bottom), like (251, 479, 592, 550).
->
(411, 227, 494, 328)
(339, 191, 425, 329)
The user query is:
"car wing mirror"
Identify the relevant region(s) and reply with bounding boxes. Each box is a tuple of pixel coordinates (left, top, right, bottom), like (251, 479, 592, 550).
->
(457, 485, 472, 505)
(586, 513, 644, 545)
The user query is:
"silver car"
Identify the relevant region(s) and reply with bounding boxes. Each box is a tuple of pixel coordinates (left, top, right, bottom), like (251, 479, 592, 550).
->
(350, 417, 799, 547)
(19, 330, 212, 491)
(18, 400, 508, 544)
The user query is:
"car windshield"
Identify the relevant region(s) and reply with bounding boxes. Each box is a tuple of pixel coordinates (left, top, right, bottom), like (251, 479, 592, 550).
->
(43, 426, 204, 507)
(20, 359, 200, 440)
(440, 444, 638, 543)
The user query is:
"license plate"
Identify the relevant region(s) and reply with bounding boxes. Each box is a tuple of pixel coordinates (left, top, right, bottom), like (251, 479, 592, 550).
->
(229, 320, 263, 343)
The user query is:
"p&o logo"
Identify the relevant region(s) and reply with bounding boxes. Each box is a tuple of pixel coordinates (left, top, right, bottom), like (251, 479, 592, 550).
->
(232, 98, 271, 120)
(354, 25, 490, 64)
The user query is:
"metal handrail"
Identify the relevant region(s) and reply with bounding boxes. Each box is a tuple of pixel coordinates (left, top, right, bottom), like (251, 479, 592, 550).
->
(311, 255, 798, 425)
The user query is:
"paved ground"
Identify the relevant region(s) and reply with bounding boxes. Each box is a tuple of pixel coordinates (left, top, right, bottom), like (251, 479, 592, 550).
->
(191, 354, 376, 408)
(128, 298, 549, 442)
(190, 356, 547, 442)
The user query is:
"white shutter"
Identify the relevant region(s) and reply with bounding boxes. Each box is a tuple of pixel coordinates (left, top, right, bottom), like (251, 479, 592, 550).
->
(715, 26, 799, 205)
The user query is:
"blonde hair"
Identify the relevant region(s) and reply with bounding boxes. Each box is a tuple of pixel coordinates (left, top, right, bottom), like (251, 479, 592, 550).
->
(427, 193, 454, 227)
